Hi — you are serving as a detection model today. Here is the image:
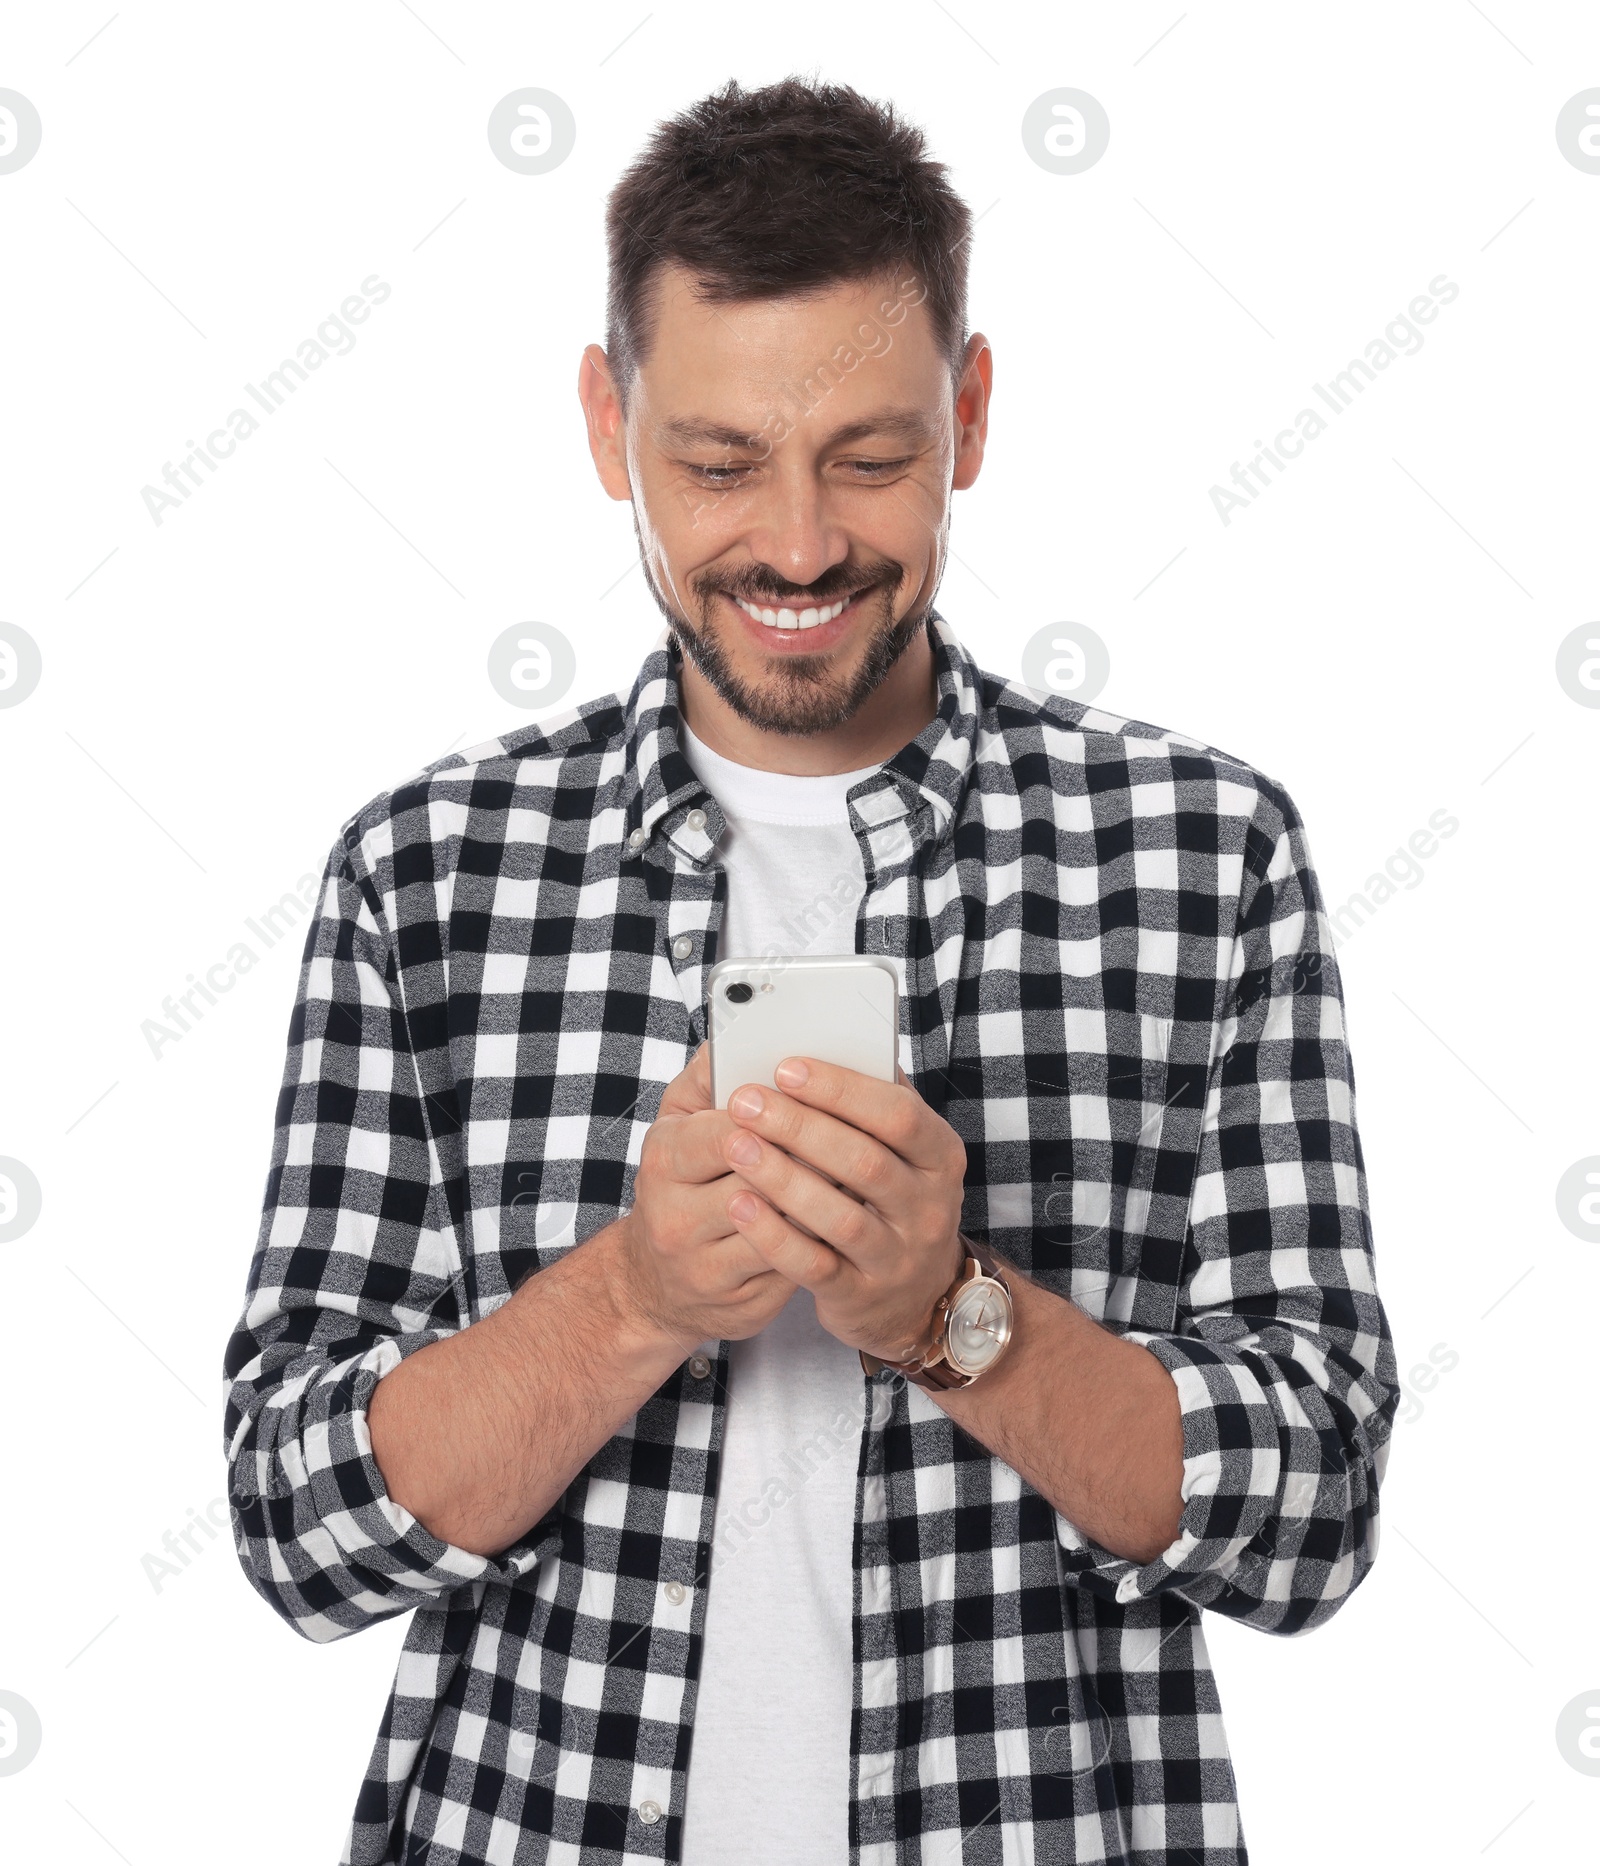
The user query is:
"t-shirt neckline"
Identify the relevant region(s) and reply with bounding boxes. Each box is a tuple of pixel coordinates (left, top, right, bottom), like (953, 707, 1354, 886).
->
(679, 722, 882, 827)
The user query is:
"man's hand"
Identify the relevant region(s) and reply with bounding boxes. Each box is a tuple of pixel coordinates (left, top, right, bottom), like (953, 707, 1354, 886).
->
(367, 1043, 789, 1556)
(613, 1044, 799, 1353)
(718, 1057, 967, 1362)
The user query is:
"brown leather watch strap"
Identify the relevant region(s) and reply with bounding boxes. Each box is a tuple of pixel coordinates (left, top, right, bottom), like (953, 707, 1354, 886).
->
(896, 1346, 970, 1393)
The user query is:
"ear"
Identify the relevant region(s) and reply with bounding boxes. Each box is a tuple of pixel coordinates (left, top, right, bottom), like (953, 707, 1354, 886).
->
(951, 333, 992, 493)
(578, 343, 633, 502)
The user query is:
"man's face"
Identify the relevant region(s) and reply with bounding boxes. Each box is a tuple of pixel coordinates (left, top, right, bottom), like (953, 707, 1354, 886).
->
(582, 262, 988, 736)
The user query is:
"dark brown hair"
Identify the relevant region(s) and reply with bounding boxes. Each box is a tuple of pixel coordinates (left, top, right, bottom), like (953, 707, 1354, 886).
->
(604, 76, 972, 409)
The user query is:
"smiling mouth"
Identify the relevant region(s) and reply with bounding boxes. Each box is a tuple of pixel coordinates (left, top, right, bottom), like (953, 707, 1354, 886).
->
(731, 587, 874, 632)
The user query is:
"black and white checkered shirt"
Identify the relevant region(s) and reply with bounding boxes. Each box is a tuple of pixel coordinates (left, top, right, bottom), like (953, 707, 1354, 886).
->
(224, 612, 1398, 1865)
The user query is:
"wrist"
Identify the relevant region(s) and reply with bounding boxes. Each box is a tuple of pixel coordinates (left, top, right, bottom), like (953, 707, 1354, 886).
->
(895, 1230, 967, 1363)
(862, 1233, 1016, 1391)
(586, 1215, 699, 1369)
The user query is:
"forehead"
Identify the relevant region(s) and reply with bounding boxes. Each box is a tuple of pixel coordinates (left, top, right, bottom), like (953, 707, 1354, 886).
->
(633, 261, 947, 432)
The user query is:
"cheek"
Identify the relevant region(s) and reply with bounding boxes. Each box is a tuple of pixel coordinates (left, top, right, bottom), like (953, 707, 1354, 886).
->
(638, 511, 728, 597)
(867, 467, 951, 553)
(648, 487, 751, 580)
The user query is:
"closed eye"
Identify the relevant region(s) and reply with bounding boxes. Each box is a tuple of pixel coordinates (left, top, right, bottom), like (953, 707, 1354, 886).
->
(684, 456, 915, 487)
(688, 461, 756, 486)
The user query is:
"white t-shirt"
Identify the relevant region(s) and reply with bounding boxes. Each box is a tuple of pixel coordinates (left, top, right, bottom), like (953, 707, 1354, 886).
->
(677, 723, 877, 1866)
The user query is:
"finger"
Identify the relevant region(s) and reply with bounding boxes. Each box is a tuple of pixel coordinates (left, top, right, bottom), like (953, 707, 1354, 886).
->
(769, 1057, 959, 1175)
(640, 1177, 776, 1268)
(725, 1081, 918, 1211)
(676, 1174, 754, 1247)
(723, 1125, 895, 1269)
(658, 1042, 714, 1119)
(648, 1108, 745, 1185)
(726, 1188, 844, 1292)
(702, 1227, 792, 1285)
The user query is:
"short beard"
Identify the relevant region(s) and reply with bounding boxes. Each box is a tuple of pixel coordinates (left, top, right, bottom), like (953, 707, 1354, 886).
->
(673, 593, 928, 736)
(635, 529, 931, 735)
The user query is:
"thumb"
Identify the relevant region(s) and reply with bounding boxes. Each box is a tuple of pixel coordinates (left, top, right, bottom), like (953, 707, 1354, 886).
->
(660, 1041, 714, 1117)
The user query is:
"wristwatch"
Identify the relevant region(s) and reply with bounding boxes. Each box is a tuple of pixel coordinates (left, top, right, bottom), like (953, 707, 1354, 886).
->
(858, 1235, 1015, 1391)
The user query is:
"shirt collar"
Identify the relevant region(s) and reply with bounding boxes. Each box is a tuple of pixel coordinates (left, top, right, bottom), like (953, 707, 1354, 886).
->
(618, 609, 982, 860)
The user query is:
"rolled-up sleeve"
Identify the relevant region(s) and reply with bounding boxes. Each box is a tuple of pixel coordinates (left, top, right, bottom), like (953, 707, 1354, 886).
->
(222, 834, 551, 1643)
(1056, 779, 1400, 1634)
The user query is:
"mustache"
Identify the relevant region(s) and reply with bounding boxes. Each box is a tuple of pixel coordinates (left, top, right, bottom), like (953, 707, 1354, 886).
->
(699, 568, 896, 607)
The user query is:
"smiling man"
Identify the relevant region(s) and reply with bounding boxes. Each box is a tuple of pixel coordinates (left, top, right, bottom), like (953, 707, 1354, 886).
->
(224, 76, 1398, 1866)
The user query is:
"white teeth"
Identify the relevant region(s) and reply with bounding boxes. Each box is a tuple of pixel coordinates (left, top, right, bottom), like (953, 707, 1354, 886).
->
(736, 594, 854, 630)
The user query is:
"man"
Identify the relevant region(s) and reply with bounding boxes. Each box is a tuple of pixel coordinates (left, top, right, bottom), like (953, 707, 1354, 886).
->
(224, 75, 1398, 1866)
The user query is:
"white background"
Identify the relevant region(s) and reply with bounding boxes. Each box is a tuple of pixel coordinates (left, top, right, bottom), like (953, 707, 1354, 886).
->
(1, 4, 1597, 1861)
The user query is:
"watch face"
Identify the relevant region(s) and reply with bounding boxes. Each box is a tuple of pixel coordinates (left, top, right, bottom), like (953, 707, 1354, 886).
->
(945, 1278, 1012, 1375)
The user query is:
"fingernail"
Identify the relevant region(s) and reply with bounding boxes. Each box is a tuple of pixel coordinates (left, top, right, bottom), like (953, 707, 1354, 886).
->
(729, 1192, 761, 1223)
(727, 1133, 761, 1167)
(774, 1058, 808, 1089)
(729, 1087, 764, 1119)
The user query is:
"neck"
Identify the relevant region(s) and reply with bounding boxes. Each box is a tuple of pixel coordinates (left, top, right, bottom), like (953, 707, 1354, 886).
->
(677, 623, 939, 776)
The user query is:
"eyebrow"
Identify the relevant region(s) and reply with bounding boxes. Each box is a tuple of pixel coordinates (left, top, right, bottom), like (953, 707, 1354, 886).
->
(654, 407, 938, 452)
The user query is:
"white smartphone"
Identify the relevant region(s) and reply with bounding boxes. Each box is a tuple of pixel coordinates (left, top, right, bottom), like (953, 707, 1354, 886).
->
(707, 954, 900, 1108)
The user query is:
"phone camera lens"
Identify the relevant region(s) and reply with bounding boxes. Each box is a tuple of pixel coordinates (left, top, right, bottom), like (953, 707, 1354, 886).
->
(725, 982, 753, 1004)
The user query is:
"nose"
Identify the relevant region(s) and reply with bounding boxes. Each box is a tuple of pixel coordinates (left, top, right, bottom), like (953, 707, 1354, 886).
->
(742, 477, 853, 597)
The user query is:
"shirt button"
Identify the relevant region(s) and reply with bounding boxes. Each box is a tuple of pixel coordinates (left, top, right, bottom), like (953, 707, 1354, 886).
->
(687, 1353, 711, 1380)
(637, 1799, 663, 1825)
(627, 827, 647, 851)
(663, 1580, 687, 1605)
(671, 935, 693, 961)
(685, 808, 707, 831)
